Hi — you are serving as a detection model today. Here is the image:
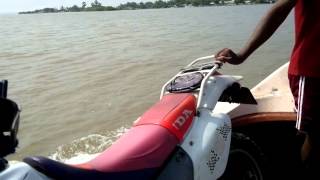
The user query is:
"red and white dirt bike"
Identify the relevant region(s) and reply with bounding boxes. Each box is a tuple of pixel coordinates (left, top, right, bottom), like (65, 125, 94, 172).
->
(1, 55, 302, 180)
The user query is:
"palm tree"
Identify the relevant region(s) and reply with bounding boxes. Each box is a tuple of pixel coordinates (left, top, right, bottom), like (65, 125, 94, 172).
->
(82, 2, 87, 9)
(91, 0, 102, 8)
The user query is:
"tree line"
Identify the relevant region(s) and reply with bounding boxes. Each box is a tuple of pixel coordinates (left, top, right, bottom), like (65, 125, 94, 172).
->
(19, 0, 276, 14)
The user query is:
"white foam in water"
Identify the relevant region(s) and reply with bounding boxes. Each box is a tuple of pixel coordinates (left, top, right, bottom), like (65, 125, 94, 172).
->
(64, 153, 100, 164)
(49, 126, 129, 164)
(8, 160, 21, 166)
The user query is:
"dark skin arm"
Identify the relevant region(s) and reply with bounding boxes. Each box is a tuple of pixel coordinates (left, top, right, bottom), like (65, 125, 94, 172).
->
(216, 0, 297, 64)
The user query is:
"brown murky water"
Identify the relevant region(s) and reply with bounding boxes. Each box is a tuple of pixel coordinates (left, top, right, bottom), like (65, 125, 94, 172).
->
(0, 4, 293, 161)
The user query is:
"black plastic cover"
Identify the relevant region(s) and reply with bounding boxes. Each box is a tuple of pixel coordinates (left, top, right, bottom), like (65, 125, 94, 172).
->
(0, 80, 8, 98)
(157, 147, 194, 180)
(0, 80, 20, 158)
(219, 83, 257, 105)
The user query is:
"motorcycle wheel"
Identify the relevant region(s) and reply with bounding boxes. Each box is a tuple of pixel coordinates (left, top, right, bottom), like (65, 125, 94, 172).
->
(219, 133, 266, 180)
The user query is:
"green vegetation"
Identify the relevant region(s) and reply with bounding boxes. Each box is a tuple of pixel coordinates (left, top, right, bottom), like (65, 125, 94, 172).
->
(18, 0, 276, 14)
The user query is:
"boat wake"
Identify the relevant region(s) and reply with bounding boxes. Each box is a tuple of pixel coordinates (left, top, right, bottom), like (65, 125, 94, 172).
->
(49, 126, 129, 164)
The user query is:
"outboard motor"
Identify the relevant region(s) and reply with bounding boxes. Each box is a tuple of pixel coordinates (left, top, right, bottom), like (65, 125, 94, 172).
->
(0, 80, 20, 171)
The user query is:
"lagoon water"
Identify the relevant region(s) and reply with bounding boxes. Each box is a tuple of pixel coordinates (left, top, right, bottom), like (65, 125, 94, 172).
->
(0, 4, 293, 161)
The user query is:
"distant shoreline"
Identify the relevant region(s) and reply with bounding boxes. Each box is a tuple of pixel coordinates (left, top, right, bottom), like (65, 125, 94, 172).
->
(18, 0, 275, 14)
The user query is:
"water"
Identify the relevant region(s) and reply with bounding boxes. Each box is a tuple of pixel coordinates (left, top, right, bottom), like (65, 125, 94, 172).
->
(0, 5, 294, 161)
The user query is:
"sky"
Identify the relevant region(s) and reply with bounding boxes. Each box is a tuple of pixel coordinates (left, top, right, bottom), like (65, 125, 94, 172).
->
(0, 0, 155, 13)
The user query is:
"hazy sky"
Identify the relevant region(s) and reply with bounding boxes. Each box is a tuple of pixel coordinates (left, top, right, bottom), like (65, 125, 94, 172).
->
(0, 0, 154, 13)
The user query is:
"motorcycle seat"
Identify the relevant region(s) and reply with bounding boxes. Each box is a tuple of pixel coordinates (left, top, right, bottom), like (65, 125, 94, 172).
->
(23, 93, 196, 179)
(24, 125, 178, 179)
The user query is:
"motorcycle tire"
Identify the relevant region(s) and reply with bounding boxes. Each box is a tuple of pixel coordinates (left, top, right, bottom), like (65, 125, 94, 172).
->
(219, 132, 267, 180)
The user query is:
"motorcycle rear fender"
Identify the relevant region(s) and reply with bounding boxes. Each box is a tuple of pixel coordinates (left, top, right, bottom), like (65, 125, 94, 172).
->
(198, 75, 239, 110)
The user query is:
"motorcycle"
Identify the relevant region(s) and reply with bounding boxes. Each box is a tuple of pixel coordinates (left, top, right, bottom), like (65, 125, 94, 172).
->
(1, 55, 288, 180)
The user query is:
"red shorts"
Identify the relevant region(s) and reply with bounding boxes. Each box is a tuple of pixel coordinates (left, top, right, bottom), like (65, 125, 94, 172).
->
(288, 75, 320, 134)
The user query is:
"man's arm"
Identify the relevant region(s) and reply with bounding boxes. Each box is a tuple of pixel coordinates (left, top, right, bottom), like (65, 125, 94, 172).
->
(216, 0, 297, 64)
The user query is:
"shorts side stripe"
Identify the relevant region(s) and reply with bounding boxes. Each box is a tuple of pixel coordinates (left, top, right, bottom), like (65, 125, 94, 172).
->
(296, 76, 305, 130)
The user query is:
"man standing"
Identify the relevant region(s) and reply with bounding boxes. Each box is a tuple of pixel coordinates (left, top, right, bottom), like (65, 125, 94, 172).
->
(215, 0, 320, 178)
